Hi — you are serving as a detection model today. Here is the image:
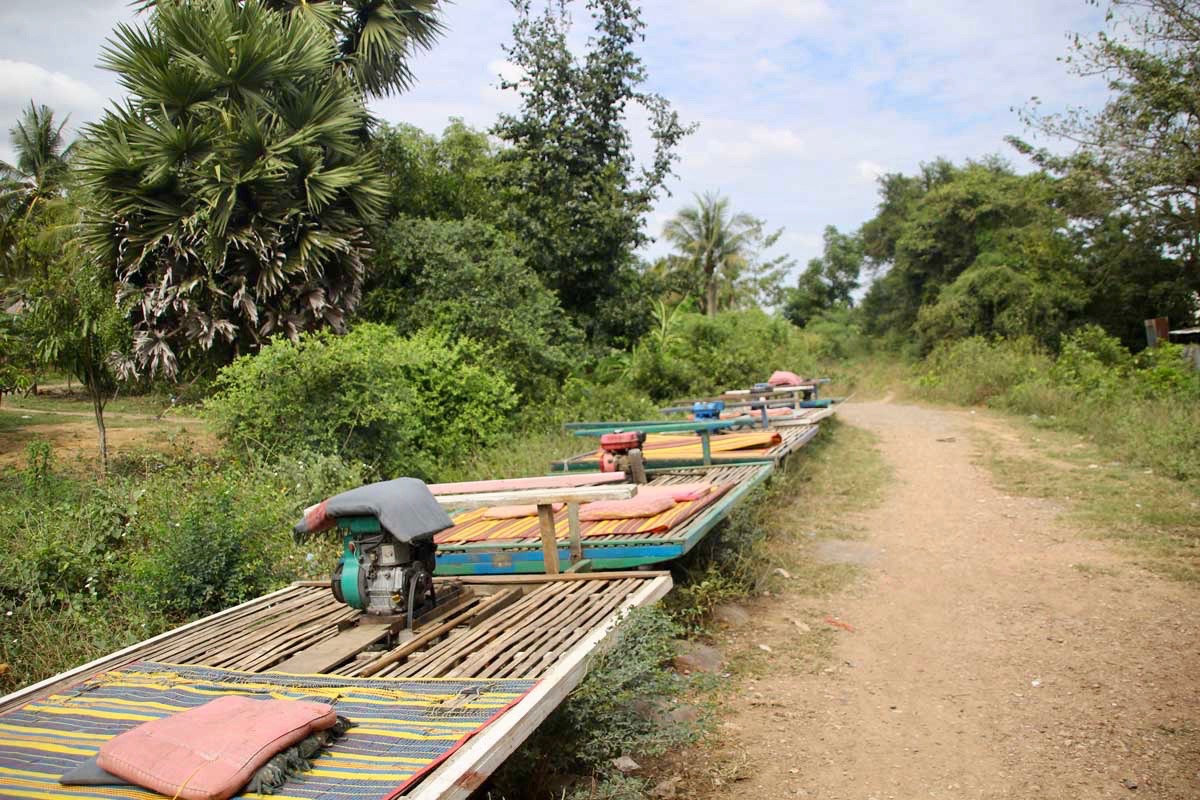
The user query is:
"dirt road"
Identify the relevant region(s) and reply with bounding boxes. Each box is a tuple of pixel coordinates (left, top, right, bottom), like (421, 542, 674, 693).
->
(697, 400, 1200, 799)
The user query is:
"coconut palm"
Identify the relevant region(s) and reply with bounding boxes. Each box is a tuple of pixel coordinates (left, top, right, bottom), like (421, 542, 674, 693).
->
(0, 102, 74, 216)
(79, 0, 404, 376)
(0, 103, 76, 283)
(662, 192, 760, 316)
(133, 0, 444, 98)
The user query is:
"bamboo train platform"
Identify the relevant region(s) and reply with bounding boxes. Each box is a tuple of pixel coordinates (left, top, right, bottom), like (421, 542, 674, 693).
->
(552, 420, 823, 472)
(0, 572, 672, 800)
(434, 463, 774, 575)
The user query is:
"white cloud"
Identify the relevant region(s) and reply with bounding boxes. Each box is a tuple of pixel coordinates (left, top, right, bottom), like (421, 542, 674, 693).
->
(856, 159, 886, 183)
(0, 60, 105, 111)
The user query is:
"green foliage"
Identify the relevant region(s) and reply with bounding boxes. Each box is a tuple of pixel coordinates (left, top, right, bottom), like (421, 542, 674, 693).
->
(628, 309, 816, 401)
(134, 0, 445, 99)
(493, 0, 692, 345)
(78, 0, 394, 377)
(1020, 0, 1200, 290)
(372, 120, 501, 222)
(360, 217, 583, 392)
(660, 191, 792, 314)
(122, 452, 361, 616)
(0, 444, 362, 691)
(488, 607, 695, 795)
(783, 225, 863, 327)
(916, 334, 1200, 480)
(205, 324, 517, 480)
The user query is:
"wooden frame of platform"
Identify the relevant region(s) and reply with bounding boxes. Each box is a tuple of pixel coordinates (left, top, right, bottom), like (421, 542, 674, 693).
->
(435, 463, 775, 575)
(0, 572, 673, 800)
(551, 421, 822, 472)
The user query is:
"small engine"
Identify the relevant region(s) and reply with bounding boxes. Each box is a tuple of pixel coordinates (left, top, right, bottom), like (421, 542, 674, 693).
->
(331, 521, 437, 623)
(293, 478, 454, 629)
(599, 430, 648, 483)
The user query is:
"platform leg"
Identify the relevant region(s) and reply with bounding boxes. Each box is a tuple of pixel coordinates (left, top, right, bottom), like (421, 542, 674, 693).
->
(567, 502, 583, 565)
(537, 504, 561, 575)
(700, 430, 712, 465)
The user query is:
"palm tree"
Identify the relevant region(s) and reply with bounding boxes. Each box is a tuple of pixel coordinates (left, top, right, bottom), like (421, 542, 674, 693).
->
(80, 0, 406, 377)
(662, 192, 759, 316)
(133, 0, 445, 98)
(0, 102, 74, 217)
(0, 103, 75, 285)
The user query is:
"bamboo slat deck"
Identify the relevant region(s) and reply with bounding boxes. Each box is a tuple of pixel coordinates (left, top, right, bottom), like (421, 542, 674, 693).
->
(0, 572, 672, 800)
(552, 420, 822, 472)
(435, 463, 774, 575)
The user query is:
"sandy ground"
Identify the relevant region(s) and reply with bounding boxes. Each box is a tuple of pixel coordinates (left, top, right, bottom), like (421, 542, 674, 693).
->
(0, 408, 210, 468)
(694, 400, 1200, 799)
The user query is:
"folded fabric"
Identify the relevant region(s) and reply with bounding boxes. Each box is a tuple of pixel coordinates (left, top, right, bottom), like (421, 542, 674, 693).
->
(483, 502, 564, 520)
(96, 695, 339, 800)
(578, 494, 676, 521)
(768, 370, 806, 386)
(632, 482, 714, 502)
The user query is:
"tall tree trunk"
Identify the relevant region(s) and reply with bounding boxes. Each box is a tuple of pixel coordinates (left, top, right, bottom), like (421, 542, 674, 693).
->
(91, 389, 108, 474)
(705, 255, 718, 317)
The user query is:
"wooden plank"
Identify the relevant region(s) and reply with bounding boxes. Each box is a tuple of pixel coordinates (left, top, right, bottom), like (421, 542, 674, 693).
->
(404, 575, 674, 800)
(428, 473, 626, 495)
(271, 622, 393, 675)
(537, 504, 561, 575)
(352, 590, 520, 678)
(566, 502, 583, 564)
(435, 484, 635, 510)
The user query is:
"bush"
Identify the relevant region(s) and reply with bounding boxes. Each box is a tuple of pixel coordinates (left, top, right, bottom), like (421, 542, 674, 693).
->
(488, 607, 695, 796)
(206, 324, 517, 480)
(361, 218, 583, 393)
(628, 309, 818, 401)
(917, 336, 1051, 406)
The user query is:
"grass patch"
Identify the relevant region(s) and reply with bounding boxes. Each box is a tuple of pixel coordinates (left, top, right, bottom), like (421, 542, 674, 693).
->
(973, 418, 1200, 583)
(4, 392, 178, 417)
(0, 411, 68, 432)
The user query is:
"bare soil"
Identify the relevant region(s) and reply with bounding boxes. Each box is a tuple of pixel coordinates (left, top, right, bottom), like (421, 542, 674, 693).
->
(689, 400, 1200, 799)
(0, 410, 212, 468)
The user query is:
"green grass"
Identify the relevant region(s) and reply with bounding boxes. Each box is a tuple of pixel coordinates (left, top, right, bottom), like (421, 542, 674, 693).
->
(973, 418, 1200, 583)
(0, 412, 68, 432)
(3, 392, 181, 417)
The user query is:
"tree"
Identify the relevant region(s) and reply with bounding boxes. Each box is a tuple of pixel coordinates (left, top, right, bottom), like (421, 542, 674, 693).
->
(661, 192, 773, 315)
(0, 103, 75, 286)
(783, 225, 863, 327)
(372, 120, 501, 222)
(359, 217, 583, 392)
(1019, 0, 1200, 292)
(134, 0, 444, 97)
(80, 0, 443, 377)
(493, 0, 692, 344)
(22, 220, 129, 470)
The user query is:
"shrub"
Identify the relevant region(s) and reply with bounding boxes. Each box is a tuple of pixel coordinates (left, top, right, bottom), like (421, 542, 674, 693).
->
(361, 218, 584, 393)
(206, 324, 517, 480)
(917, 336, 1051, 406)
(628, 309, 818, 401)
(488, 607, 695, 795)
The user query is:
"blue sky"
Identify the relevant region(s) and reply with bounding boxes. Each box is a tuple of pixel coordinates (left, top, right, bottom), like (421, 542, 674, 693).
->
(0, 0, 1109, 274)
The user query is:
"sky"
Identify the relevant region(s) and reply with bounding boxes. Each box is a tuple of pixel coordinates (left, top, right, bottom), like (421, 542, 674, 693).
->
(0, 0, 1111, 274)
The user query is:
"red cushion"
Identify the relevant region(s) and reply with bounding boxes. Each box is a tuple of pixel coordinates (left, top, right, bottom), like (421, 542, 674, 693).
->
(96, 696, 337, 800)
(768, 370, 805, 387)
(578, 495, 676, 521)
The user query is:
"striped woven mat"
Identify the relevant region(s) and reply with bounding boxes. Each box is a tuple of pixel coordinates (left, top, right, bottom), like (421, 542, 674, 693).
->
(436, 482, 733, 544)
(0, 661, 534, 800)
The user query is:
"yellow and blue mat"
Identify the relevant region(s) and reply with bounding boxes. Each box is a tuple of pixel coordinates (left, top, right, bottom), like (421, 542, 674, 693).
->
(0, 661, 535, 800)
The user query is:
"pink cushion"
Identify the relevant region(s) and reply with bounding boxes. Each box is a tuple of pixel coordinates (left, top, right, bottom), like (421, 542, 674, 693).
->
(768, 370, 805, 386)
(633, 483, 714, 502)
(483, 503, 563, 520)
(97, 696, 338, 800)
(578, 495, 676, 521)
